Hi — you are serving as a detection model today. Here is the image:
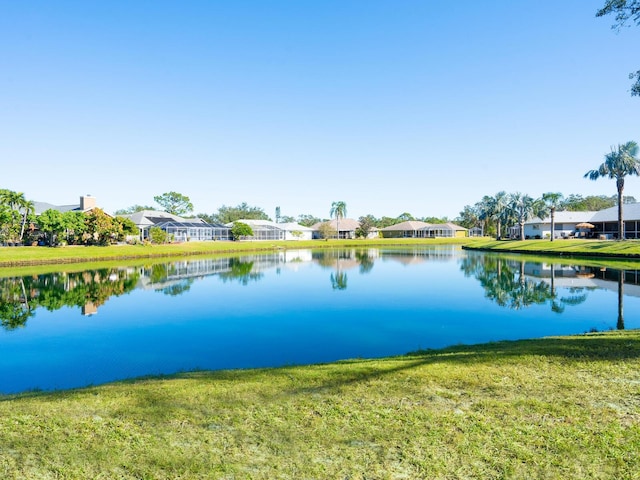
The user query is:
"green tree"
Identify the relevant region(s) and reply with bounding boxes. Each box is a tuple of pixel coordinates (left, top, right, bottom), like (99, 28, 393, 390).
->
(317, 222, 337, 240)
(62, 211, 87, 244)
(154, 192, 194, 216)
(38, 209, 66, 246)
(330, 201, 347, 239)
(509, 193, 539, 240)
(114, 216, 140, 241)
(149, 226, 169, 244)
(540, 192, 564, 241)
(597, 0, 640, 95)
(377, 216, 398, 228)
(213, 203, 270, 224)
(585, 141, 640, 239)
(0, 189, 32, 244)
(84, 209, 119, 245)
(297, 214, 322, 227)
(396, 212, 414, 221)
(456, 205, 481, 230)
(356, 215, 377, 238)
(231, 222, 254, 240)
(114, 205, 155, 215)
(421, 216, 448, 224)
(478, 192, 508, 240)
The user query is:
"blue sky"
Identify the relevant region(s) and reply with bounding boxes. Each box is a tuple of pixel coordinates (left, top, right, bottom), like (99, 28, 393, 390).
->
(1, 1, 638, 220)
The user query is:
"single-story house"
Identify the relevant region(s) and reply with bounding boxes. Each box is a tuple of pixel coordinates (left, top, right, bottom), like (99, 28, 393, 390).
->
(380, 221, 467, 238)
(380, 221, 431, 238)
(423, 222, 468, 238)
(520, 211, 597, 239)
(122, 210, 231, 241)
(311, 218, 362, 239)
(309, 219, 378, 239)
(226, 219, 313, 241)
(521, 204, 640, 240)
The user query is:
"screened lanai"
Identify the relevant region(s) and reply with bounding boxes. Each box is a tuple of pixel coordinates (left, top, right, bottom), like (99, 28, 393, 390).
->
(421, 222, 467, 238)
(154, 221, 231, 242)
(241, 223, 285, 241)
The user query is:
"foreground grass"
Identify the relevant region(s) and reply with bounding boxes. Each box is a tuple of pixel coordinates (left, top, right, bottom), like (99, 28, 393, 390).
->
(466, 238, 640, 261)
(0, 237, 475, 267)
(1, 331, 639, 479)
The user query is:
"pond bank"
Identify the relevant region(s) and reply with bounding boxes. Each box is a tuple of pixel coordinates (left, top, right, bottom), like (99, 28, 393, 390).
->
(463, 238, 640, 261)
(0, 238, 474, 267)
(1, 329, 638, 478)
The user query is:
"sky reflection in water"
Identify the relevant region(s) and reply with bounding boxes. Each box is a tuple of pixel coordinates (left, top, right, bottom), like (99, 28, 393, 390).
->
(1, 246, 638, 393)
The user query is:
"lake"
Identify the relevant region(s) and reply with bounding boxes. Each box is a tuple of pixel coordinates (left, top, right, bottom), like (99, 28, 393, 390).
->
(1, 246, 638, 394)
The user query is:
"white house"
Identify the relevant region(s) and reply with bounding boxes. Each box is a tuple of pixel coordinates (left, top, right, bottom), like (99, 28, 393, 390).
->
(522, 211, 597, 239)
(226, 219, 313, 241)
(122, 210, 231, 241)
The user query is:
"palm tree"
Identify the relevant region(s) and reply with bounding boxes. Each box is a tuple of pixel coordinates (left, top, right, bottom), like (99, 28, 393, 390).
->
(584, 141, 640, 240)
(19, 199, 35, 242)
(509, 193, 538, 240)
(330, 201, 347, 240)
(0, 190, 29, 244)
(478, 192, 507, 240)
(540, 192, 564, 241)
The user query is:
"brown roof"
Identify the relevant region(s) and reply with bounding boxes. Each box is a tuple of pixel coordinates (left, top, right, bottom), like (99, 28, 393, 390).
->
(311, 218, 361, 232)
(381, 221, 431, 231)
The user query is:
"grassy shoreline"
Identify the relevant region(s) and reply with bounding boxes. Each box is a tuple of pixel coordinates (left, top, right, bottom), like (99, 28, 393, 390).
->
(1, 330, 639, 478)
(0, 237, 473, 267)
(463, 238, 640, 261)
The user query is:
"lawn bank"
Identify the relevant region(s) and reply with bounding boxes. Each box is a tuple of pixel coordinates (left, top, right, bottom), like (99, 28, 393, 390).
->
(0, 237, 475, 267)
(464, 238, 640, 261)
(1, 330, 638, 479)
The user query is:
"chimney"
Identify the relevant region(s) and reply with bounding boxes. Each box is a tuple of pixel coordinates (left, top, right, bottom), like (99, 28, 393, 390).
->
(80, 195, 96, 211)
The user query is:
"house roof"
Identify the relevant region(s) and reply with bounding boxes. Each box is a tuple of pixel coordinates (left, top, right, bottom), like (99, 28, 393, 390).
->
(32, 201, 92, 215)
(591, 203, 640, 222)
(225, 219, 312, 231)
(422, 222, 467, 231)
(310, 218, 360, 231)
(527, 211, 598, 224)
(122, 210, 206, 227)
(380, 221, 430, 231)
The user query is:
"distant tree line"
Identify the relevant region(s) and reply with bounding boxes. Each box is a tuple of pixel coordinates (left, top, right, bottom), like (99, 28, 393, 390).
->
(116, 193, 451, 230)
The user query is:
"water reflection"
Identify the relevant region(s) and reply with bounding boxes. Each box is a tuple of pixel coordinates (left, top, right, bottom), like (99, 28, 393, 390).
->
(460, 254, 594, 313)
(1, 249, 636, 332)
(3, 247, 640, 394)
(459, 253, 639, 328)
(0, 269, 139, 330)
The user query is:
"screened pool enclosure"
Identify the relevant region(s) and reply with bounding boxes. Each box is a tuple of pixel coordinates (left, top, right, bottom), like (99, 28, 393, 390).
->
(153, 221, 231, 242)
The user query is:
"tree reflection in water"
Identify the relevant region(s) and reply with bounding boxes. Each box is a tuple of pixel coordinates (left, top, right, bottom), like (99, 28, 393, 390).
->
(0, 268, 140, 330)
(218, 258, 263, 286)
(460, 254, 588, 312)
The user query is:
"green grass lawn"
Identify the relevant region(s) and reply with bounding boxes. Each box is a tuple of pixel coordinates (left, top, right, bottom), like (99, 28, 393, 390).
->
(465, 238, 640, 260)
(1, 330, 639, 479)
(0, 237, 475, 267)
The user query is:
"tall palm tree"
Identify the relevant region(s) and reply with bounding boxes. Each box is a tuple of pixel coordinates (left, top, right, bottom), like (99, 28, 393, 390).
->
(478, 192, 507, 239)
(584, 141, 640, 240)
(19, 199, 35, 242)
(540, 192, 564, 241)
(509, 193, 539, 240)
(330, 201, 347, 240)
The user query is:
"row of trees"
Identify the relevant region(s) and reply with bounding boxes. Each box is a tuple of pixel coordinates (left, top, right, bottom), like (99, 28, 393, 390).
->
(457, 141, 640, 240)
(0, 188, 139, 246)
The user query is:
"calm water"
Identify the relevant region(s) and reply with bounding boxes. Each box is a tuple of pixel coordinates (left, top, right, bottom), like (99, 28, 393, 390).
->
(1, 246, 639, 394)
